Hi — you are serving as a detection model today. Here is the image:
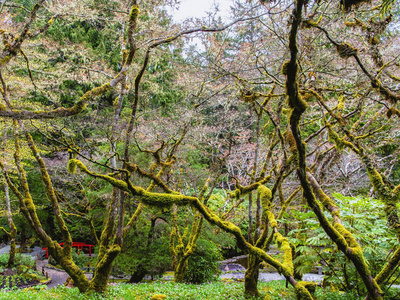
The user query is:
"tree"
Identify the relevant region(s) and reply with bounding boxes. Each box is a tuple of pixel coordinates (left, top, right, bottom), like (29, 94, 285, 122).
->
(0, 0, 262, 293)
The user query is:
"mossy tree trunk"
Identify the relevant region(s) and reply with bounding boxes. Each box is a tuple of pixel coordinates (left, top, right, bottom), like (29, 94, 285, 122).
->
(244, 254, 261, 296)
(1, 125, 16, 267)
(284, 0, 383, 298)
(4, 181, 16, 268)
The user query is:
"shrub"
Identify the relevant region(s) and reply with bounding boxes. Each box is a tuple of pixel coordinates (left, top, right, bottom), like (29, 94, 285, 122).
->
(184, 239, 222, 284)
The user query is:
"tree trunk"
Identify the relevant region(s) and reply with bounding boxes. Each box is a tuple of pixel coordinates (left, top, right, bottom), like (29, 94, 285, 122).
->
(244, 254, 260, 296)
(4, 180, 16, 267)
(174, 256, 189, 283)
(129, 265, 147, 283)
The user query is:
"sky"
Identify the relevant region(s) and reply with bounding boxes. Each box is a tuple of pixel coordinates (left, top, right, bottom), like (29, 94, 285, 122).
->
(171, 0, 233, 22)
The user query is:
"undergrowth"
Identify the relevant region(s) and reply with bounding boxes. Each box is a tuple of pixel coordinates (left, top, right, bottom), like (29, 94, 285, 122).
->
(0, 280, 374, 300)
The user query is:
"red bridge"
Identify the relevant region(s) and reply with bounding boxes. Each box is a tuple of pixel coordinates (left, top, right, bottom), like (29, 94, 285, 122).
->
(42, 242, 94, 258)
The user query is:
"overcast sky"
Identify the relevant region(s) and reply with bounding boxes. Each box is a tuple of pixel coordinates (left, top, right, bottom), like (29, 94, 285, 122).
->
(171, 0, 233, 22)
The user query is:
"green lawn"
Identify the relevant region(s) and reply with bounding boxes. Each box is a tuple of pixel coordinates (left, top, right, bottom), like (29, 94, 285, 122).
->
(0, 280, 370, 300)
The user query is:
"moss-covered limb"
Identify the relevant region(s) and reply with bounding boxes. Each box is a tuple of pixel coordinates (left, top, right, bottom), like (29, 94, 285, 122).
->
(362, 155, 393, 198)
(174, 216, 203, 282)
(294, 282, 315, 300)
(10, 129, 92, 291)
(126, 163, 173, 193)
(355, 126, 386, 140)
(96, 187, 120, 268)
(259, 185, 273, 213)
(71, 159, 130, 191)
(172, 207, 204, 283)
(125, 4, 139, 66)
(314, 25, 400, 104)
(123, 163, 170, 237)
(267, 210, 294, 275)
(386, 107, 400, 119)
(292, 107, 383, 300)
(91, 244, 121, 293)
(307, 172, 342, 223)
(0, 82, 114, 119)
(285, 1, 382, 298)
(0, 162, 36, 231)
(375, 246, 400, 285)
(123, 202, 143, 237)
(89, 219, 100, 246)
(277, 186, 301, 219)
(0, 0, 46, 69)
(230, 182, 262, 200)
(25, 132, 73, 254)
(3, 179, 16, 267)
(325, 122, 360, 154)
(12, 129, 52, 244)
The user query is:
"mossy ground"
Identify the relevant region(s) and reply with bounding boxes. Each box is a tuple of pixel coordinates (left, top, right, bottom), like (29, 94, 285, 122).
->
(0, 280, 369, 300)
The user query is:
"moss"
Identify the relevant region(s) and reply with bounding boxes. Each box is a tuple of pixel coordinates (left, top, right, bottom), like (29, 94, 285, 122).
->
(113, 97, 119, 108)
(281, 60, 290, 75)
(67, 159, 77, 174)
(129, 4, 140, 22)
(336, 43, 358, 58)
(301, 15, 322, 28)
(287, 130, 297, 153)
(387, 107, 400, 118)
(241, 89, 257, 103)
(80, 83, 111, 102)
(294, 282, 314, 300)
(71, 159, 129, 191)
(258, 185, 272, 211)
(369, 36, 380, 45)
(267, 211, 277, 227)
(0, 55, 11, 66)
(334, 223, 358, 248)
(337, 95, 345, 111)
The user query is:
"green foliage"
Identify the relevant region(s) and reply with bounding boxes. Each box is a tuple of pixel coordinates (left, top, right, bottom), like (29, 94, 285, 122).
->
(288, 193, 398, 295)
(45, 19, 121, 70)
(71, 249, 90, 270)
(112, 214, 171, 280)
(0, 280, 373, 299)
(0, 253, 34, 268)
(22, 91, 53, 107)
(184, 239, 222, 284)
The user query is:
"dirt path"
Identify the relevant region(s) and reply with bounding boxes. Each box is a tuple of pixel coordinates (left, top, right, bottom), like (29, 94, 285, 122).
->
(36, 259, 93, 288)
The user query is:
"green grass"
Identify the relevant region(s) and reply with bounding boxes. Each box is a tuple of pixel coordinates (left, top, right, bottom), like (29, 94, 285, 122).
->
(0, 280, 371, 300)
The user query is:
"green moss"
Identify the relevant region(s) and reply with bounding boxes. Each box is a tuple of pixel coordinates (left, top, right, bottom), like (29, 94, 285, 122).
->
(294, 282, 314, 300)
(369, 36, 380, 45)
(129, 5, 140, 22)
(302, 15, 322, 29)
(281, 61, 290, 75)
(0, 55, 11, 67)
(334, 223, 358, 248)
(67, 159, 77, 174)
(387, 107, 400, 118)
(267, 211, 277, 227)
(337, 95, 345, 111)
(258, 185, 272, 212)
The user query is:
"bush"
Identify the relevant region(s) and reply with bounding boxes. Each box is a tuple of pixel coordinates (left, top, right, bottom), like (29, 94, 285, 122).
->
(0, 253, 34, 268)
(184, 239, 222, 284)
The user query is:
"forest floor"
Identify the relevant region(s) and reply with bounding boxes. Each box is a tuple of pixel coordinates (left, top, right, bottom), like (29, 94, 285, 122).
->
(0, 243, 325, 288)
